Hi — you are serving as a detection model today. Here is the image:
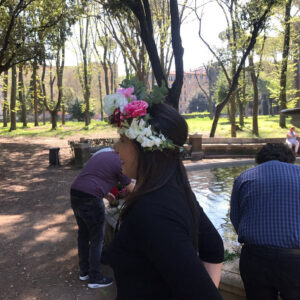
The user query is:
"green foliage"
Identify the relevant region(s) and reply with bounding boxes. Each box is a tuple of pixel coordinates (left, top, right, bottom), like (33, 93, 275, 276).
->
(145, 81, 168, 106)
(187, 94, 209, 113)
(0, 0, 84, 72)
(120, 77, 147, 100)
(70, 99, 85, 121)
(214, 73, 229, 104)
(120, 77, 168, 106)
(224, 249, 240, 262)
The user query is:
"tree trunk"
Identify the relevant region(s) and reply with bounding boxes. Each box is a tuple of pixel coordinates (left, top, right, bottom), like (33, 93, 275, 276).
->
(294, 59, 300, 107)
(62, 105, 65, 125)
(18, 65, 27, 127)
(33, 59, 39, 126)
(230, 94, 236, 137)
(2, 70, 9, 127)
(103, 61, 110, 95)
(42, 105, 46, 124)
(249, 55, 259, 136)
(56, 43, 65, 129)
(236, 91, 244, 127)
(10, 65, 17, 131)
(50, 111, 57, 130)
(279, 0, 292, 128)
(98, 71, 103, 120)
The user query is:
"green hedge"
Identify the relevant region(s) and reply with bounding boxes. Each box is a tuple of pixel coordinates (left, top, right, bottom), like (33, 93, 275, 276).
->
(182, 112, 211, 119)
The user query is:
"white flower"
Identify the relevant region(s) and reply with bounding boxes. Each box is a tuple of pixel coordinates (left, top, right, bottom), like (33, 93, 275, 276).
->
(104, 93, 128, 116)
(118, 116, 171, 150)
(140, 136, 156, 148)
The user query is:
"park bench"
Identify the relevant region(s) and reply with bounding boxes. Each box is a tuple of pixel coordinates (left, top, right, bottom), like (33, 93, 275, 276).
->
(201, 138, 287, 157)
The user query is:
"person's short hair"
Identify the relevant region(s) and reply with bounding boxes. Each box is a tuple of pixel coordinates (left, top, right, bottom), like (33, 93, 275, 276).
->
(255, 143, 295, 164)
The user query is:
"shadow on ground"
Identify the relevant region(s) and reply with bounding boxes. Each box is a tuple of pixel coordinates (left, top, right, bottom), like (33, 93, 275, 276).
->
(0, 140, 116, 300)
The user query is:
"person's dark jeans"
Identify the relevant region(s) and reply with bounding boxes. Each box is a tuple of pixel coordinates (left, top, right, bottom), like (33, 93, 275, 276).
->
(240, 244, 300, 300)
(71, 193, 105, 282)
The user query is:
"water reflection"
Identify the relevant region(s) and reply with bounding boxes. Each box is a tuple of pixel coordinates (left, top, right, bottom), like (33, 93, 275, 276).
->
(188, 165, 254, 245)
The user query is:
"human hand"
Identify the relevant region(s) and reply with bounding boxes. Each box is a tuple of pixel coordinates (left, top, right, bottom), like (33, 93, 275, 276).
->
(105, 192, 116, 203)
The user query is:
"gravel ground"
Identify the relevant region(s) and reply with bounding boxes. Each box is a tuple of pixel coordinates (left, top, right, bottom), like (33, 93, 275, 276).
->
(0, 136, 116, 300)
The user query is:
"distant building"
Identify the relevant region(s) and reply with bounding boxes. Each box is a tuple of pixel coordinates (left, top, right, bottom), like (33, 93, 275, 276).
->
(149, 67, 209, 114)
(168, 67, 209, 114)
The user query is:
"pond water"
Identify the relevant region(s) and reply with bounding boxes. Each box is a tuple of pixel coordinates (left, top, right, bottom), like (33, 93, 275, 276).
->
(188, 165, 254, 246)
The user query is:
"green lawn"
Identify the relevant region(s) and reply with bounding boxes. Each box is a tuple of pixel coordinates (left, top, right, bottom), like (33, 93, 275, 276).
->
(0, 115, 293, 139)
(187, 115, 293, 138)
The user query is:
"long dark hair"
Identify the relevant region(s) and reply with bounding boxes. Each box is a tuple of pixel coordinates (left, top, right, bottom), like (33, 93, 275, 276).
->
(119, 103, 199, 248)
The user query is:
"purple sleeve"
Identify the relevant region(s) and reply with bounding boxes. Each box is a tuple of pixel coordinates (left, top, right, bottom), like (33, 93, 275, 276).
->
(118, 173, 131, 186)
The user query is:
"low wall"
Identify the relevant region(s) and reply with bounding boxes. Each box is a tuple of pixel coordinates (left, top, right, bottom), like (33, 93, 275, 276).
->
(200, 138, 292, 157)
(202, 137, 286, 144)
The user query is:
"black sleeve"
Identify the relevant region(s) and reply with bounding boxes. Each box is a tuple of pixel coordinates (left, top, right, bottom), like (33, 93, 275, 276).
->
(197, 201, 225, 263)
(130, 198, 223, 300)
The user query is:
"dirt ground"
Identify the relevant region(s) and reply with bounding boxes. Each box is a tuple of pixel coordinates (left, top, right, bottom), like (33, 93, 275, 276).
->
(0, 136, 117, 300)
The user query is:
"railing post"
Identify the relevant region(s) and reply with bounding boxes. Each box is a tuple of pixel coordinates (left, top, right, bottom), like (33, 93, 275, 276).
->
(189, 133, 204, 160)
(73, 143, 91, 168)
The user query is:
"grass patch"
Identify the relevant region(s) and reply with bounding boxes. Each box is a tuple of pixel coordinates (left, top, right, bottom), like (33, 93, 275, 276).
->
(0, 115, 293, 138)
(0, 120, 115, 139)
(186, 115, 293, 138)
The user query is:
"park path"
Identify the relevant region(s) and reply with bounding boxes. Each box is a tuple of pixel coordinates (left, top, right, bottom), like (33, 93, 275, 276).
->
(0, 137, 116, 300)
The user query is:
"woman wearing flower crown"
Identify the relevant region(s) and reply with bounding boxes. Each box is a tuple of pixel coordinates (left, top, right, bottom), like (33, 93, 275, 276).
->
(103, 84, 224, 299)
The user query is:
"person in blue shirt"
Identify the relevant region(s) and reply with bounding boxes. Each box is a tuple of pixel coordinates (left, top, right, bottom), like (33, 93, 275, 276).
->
(230, 143, 300, 300)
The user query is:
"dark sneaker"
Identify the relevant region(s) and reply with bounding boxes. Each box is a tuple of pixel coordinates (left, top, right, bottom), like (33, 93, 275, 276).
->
(79, 273, 89, 281)
(88, 277, 113, 288)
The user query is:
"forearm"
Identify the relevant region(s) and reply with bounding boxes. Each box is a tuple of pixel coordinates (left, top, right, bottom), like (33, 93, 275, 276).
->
(203, 262, 223, 287)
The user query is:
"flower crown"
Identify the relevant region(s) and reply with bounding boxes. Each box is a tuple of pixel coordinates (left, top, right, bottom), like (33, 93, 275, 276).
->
(104, 79, 176, 151)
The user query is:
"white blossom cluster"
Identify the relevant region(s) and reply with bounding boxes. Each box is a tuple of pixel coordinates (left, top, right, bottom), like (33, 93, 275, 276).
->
(118, 118, 169, 150)
(103, 93, 128, 116)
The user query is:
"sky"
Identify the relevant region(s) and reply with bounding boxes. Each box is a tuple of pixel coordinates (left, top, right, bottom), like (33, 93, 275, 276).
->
(65, 1, 226, 74)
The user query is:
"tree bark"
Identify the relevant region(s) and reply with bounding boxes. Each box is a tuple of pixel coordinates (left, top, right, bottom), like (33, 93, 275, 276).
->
(98, 70, 104, 120)
(279, 0, 292, 128)
(33, 58, 39, 126)
(236, 91, 244, 127)
(2, 70, 9, 127)
(10, 65, 17, 131)
(18, 65, 27, 127)
(249, 55, 259, 136)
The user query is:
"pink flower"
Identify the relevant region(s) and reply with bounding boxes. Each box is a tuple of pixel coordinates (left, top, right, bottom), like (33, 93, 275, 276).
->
(123, 100, 148, 118)
(117, 87, 135, 99)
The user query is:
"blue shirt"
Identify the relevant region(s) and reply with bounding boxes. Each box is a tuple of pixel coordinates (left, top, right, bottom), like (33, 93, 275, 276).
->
(230, 160, 300, 248)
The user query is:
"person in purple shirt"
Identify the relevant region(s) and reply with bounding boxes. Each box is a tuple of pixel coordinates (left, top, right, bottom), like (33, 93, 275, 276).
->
(70, 148, 133, 289)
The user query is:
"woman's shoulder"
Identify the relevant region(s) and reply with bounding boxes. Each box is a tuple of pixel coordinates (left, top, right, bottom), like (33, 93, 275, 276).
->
(128, 184, 189, 222)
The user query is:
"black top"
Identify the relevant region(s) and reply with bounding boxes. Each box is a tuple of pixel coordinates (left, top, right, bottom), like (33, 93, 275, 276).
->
(105, 183, 224, 300)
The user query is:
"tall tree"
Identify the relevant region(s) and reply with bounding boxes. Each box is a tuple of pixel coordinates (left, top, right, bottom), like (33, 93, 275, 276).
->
(100, 0, 185, 109)
(9, 65, 17, 131)
(0, 0, 83, 74)
(196, 0, 278, 137)
(2, 71, 9, 127)
(279, 0, 293, 128)
(18, 64, 27, 127)
(74, 8, 93, 126)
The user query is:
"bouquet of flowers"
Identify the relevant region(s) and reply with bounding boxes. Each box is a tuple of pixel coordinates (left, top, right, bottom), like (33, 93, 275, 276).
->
(103, 78, 177, 151)
(108, 183, 130, 207)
